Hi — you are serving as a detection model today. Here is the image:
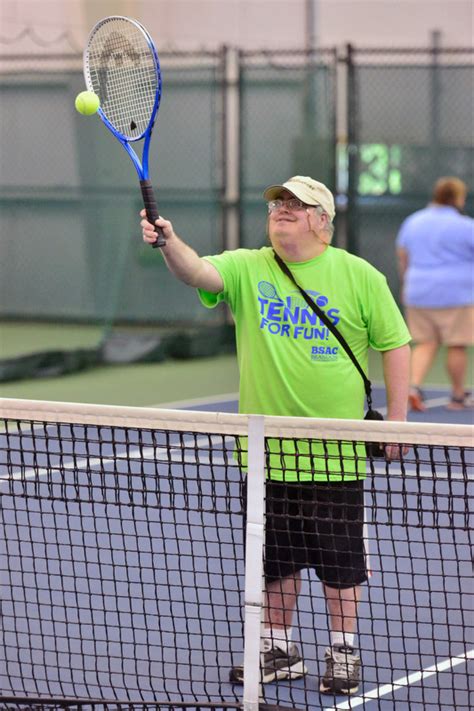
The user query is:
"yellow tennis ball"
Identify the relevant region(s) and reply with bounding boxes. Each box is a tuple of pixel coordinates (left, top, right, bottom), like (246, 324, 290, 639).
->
(75, 91, 100, 116)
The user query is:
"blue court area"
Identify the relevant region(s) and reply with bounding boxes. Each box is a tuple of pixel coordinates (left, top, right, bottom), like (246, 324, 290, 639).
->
(0, 387, 472, 711)
(0, 425, 245, 707)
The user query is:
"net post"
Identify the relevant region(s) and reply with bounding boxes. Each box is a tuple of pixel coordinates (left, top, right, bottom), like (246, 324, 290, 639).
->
(243, 414, 265, 711)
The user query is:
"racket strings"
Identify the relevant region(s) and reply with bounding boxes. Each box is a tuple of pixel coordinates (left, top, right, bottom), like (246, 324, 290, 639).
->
(86, 18, 159, 139)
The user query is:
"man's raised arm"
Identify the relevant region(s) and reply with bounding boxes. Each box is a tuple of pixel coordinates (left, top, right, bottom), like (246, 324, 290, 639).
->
(141, 210, 224, 293)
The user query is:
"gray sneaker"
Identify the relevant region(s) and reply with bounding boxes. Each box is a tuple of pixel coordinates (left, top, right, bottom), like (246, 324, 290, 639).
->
(319, 644, 361, 695)
(229, 641, 308, 685)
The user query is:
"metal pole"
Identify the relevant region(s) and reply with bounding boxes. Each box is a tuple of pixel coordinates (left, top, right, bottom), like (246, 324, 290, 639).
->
(303, 0, 318, 135)
(346, 43, 359, 255)
(305, 0, 317, 52)
(430, 30, 442, 184)
(223, 45, 241, 251)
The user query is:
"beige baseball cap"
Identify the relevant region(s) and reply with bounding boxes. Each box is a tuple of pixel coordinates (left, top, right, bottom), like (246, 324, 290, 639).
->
(263, 175, 335, 221)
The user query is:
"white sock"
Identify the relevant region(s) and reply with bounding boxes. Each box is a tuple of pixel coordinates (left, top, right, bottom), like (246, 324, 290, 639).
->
(331, 631, 355, 649)
(264, 627, 292, 652)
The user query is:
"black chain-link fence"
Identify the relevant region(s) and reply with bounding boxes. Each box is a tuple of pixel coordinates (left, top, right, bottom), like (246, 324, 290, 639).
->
(0, 51, 226, 328)
(239, 49, 338, 249)
(346, 46, 473, 297)
(0, 45, 472, 376)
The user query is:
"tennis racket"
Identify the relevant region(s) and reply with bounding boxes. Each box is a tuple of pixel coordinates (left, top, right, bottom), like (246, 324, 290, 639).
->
(84, 15, 165, 247)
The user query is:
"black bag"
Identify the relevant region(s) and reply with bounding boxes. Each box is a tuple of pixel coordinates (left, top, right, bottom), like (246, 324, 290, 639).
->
(363, 407, 385, 458)
(274, 251, 385, 458)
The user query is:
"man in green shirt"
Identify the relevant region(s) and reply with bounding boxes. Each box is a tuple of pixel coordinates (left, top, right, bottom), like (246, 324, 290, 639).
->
(141, 175, 410, 696)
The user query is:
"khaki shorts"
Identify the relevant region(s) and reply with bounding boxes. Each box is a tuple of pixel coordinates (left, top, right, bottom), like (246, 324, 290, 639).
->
(406, 305, 474, 346)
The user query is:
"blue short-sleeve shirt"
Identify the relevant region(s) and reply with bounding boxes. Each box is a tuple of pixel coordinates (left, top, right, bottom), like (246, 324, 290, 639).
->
(396, 205, 474, 308)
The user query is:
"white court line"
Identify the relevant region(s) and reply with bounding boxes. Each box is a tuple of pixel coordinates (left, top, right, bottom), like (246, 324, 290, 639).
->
(378, 394, 450, 417)
(2, 424, 466, 482)
(0, 434, 232, 481)
(0, 392, 463, 482)
(368, 462, 466, 479)
(153, 389, 451, 412)
(152, 392, 239, 409)
(2, 456, 464, 482)
(0, 392, 239, 438)
(418, 395, 451, 409)
(329, 649, 474, 709)
(154, 393, 455, 413)
(153, 383, 452, 412)
(370, 395, 465, 479)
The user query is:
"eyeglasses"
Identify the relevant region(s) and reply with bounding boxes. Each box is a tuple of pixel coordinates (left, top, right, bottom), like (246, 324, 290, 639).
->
(267, 198, 311, 213)
(267, 198, 323, 213)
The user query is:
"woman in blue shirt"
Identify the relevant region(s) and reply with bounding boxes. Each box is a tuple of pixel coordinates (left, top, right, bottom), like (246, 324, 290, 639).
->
(396, 177, 474, 411)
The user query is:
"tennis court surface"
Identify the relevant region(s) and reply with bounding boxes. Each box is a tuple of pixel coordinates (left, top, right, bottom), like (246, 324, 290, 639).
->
(0, 398, 472, 710)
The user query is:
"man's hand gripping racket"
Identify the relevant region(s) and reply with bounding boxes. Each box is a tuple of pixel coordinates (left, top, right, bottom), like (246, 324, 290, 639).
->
(83, 15, 165, 247)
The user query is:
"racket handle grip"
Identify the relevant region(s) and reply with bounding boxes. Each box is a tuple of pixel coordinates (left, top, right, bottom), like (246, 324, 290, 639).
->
(140, 180, 166, 248)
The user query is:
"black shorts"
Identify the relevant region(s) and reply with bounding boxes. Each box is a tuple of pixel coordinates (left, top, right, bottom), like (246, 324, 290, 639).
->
(242, 479, 368, 590)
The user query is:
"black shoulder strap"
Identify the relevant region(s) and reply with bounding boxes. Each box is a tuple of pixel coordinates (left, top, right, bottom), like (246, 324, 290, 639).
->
(273, 250, 374, 408)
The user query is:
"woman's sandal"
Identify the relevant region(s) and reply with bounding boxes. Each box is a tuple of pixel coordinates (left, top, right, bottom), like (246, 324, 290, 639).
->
(408, 386, 426, 412)
(447, 392, 472, 410)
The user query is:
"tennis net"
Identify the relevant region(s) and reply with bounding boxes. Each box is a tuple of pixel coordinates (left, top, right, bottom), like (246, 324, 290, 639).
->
(0, 398, 472, 711)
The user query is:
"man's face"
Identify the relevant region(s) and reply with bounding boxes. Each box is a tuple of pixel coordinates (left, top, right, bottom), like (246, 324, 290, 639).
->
(267, 189, 330, 249)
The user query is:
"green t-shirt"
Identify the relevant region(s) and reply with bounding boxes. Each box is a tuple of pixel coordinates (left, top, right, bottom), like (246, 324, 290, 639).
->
(198, 246, 411, 480)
